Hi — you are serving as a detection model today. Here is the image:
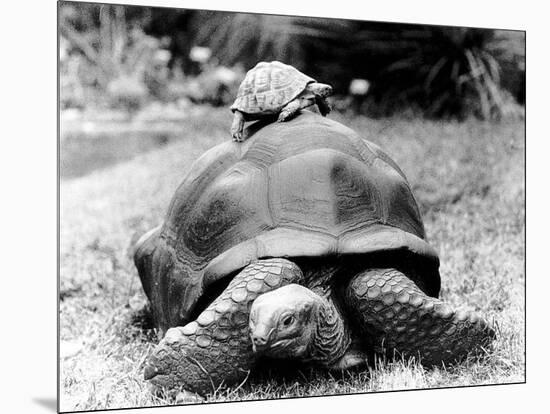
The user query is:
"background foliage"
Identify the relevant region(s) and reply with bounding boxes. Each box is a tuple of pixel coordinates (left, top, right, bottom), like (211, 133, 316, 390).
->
(59, 1, 525, 119)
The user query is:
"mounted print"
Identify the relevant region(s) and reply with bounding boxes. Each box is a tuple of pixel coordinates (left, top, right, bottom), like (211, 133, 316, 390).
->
(58, 1, 525, 412)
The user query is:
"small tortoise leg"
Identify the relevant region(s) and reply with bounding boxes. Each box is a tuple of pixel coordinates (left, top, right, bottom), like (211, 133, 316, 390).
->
(231, 111, 246, 142)
(278, 99, 309, 122)
(315, 96, 332, 116)
(345, 268, 495, 366)
(143, 258, 304, 397)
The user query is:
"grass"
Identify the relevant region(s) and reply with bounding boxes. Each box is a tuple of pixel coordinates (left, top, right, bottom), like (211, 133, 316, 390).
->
(59, 108, 525, 411)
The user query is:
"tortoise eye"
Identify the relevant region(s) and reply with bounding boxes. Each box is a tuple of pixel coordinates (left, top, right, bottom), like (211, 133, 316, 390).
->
(282, 315, 294, 327)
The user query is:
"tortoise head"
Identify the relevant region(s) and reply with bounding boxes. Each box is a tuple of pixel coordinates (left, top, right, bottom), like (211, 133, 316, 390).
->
(307, 82, 333, 98)
(249, 284, 322, 359)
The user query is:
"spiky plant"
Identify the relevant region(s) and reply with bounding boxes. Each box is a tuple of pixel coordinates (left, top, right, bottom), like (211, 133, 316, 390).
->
(351, 25, 522, 119)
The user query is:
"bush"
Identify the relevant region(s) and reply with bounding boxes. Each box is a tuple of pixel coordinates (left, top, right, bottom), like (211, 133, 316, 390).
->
(346, 25, 524, 119)
(60, 3, 171, 112)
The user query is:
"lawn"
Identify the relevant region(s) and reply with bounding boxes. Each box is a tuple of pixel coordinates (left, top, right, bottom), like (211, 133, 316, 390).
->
(59, 108, 525, 412)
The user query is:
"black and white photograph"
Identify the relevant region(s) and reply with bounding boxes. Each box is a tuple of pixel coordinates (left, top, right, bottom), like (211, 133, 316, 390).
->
(51, 0, 532, 412)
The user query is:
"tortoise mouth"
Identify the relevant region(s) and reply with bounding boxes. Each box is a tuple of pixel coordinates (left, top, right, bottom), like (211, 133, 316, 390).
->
(255, 338, 296, 357)
(251, 341, 269, 353)
(319, 86, 333, 97)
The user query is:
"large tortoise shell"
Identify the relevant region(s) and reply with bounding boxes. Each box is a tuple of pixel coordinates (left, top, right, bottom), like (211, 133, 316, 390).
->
(230, 61, 315, 115)
(135, 112, 440, 332)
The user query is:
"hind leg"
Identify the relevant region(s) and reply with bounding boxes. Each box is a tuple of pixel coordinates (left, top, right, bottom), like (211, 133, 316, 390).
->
(345, 268, 495, 366)
(231, 111, 246, 142)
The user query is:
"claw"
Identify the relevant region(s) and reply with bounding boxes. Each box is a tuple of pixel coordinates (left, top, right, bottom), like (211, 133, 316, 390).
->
(144, 364, 159, 380)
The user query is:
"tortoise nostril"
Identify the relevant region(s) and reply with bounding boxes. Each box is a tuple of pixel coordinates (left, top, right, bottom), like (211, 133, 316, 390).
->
(252, 335, 268, 346)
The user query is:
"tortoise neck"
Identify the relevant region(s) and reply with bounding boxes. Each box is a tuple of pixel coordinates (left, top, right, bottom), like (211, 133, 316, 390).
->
(306, 296, 350, 366)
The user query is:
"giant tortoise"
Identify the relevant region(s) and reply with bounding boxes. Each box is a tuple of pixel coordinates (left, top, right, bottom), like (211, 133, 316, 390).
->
(134, 111, 495, 398)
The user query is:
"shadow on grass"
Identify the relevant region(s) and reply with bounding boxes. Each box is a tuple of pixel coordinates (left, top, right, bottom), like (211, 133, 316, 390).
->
(129, 305, 156, 333)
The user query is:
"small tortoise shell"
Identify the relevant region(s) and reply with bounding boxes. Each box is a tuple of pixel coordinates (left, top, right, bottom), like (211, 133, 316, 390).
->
(230, 61, 315, 115)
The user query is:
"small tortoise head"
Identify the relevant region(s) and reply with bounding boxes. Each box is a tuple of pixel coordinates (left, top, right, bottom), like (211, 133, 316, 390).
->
(307, 82, 333, 98)
(249, 284, 321, 359)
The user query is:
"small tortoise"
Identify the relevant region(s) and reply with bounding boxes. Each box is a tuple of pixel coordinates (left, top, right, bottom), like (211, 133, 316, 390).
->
(134, 111, 495, 399)
(230, 61, 332, 142)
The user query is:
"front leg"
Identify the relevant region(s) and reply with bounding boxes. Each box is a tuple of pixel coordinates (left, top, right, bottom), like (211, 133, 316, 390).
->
(315, 96, 331, 117)
(345, 268, 495, 366)
(278, 98, 315, 122)
(143, 258, 304, 397)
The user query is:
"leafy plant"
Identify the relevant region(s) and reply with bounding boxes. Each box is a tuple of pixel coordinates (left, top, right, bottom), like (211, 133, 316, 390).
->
(60, 3, 167, 111)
